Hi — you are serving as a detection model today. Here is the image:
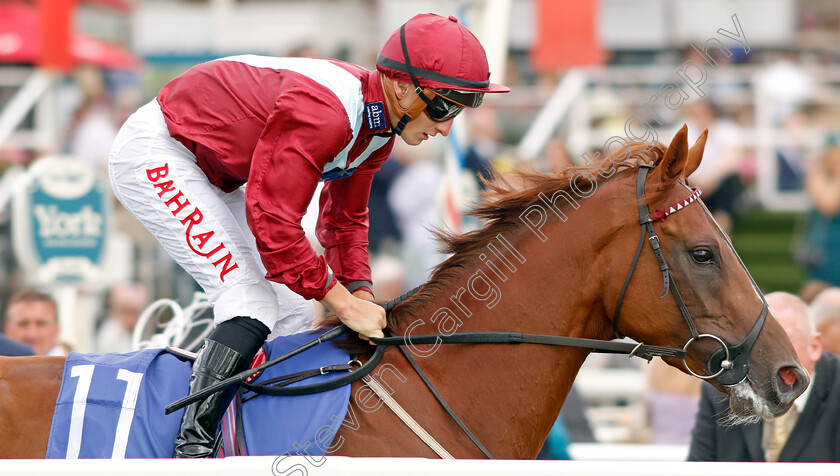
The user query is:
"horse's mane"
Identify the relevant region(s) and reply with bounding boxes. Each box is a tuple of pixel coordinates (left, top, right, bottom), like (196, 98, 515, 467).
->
(387, 141, 667, 325)
(319, 141, 667, 351)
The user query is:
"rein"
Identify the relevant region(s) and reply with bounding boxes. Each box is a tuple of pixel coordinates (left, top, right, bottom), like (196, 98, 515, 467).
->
(372, 332, 684, 360)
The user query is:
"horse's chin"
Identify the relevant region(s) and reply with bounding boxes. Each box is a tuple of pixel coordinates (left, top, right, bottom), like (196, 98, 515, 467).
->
(725, 379, 779, 423)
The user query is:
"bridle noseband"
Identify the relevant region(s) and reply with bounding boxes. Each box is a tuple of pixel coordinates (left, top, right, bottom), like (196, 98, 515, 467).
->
(612, 164, 768, 386)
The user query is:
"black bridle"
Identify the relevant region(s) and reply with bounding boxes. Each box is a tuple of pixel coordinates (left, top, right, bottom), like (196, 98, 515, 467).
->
(612, 164, 768, 386)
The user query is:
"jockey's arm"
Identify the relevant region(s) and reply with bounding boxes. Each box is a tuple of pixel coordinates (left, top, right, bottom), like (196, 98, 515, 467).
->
(316, 147, 391, 297)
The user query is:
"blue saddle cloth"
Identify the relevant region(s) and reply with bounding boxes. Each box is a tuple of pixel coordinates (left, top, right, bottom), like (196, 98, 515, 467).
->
(46, 332, 351, 458)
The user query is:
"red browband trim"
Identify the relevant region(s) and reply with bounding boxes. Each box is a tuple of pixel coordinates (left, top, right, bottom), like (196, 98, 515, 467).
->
(648, 187, 702, 222)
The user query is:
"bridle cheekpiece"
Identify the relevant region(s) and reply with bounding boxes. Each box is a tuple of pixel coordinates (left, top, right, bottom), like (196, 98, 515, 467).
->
(612, 164, 768, 387)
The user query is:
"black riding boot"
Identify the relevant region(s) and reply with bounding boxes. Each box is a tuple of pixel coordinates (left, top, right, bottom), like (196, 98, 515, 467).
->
(174, 316, 269, 458)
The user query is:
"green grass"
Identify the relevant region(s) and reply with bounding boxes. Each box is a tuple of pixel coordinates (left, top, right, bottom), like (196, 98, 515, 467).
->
(730, 211, 807, 294)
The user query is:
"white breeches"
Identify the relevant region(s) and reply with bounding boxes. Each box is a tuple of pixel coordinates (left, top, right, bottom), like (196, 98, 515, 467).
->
(108, 99, 314, 337)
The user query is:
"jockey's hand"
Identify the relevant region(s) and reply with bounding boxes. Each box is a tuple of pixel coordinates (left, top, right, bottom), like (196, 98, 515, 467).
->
(320, 284, 386, 341)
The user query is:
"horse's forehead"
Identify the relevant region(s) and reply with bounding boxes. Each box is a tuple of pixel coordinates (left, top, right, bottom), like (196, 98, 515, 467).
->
(656, 190, 718, 238)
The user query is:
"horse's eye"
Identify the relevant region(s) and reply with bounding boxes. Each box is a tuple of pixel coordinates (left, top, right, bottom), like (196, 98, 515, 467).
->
(691, 248, 713, 264)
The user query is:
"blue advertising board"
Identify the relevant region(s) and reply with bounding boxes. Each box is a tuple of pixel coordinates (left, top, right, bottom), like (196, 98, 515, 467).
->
(12, 156, 111, 285)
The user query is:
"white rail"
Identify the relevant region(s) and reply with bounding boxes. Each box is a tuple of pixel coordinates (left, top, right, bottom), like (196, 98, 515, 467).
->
(3, 456, 839, 475)
(0, 69, 53, 149)
(516, 69, 587, 162)
(568, 443, 688, 461)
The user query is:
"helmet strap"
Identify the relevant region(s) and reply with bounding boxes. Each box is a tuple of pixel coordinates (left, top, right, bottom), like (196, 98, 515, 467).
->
(382, 75, 429, 135)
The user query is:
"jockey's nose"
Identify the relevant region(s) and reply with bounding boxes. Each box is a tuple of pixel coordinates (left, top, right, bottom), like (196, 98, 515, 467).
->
(435, 118, 454, 136)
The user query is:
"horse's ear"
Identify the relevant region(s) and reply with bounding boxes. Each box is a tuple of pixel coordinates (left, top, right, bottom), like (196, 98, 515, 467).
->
(658, 124, 689, 183)
(684, 129, 708, 180)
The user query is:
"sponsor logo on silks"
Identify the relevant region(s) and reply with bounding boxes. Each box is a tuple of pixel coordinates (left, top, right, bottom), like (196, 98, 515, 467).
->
(364, 101, 385, 130)
(321, 167, 357, 182)
(145, 163, 239, 283)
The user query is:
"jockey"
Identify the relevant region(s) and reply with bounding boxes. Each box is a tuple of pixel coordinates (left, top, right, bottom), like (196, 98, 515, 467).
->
(108, 13, 508, 458)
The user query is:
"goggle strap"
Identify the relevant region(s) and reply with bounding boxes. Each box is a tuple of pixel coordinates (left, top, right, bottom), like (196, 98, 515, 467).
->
(400, 25, 423, 92)
(415, 87, 435, 108)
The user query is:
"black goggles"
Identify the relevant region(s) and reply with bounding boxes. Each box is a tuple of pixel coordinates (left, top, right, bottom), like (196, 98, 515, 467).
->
(420, 88, 484, 122)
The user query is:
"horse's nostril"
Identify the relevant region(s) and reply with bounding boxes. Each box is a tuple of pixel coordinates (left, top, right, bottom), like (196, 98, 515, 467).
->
(775, 365, 810, 404)
(778, 366, 798, 389)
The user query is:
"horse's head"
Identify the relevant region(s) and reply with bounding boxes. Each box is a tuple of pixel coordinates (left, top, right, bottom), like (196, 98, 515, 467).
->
(608, 125, 808, 419)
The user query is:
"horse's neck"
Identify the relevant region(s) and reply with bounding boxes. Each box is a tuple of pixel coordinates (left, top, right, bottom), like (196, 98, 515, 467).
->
(390, 204, 615, 457)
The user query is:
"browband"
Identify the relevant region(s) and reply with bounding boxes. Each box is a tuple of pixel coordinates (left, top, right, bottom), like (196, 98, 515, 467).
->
(648, 187, 703, 222)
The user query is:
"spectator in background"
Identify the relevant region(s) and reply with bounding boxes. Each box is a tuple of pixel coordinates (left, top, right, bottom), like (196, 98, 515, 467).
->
(463, 107, 503, 189)
(0, 333, 34, 356)
(681, 99, 745, 233)
(753, 53, 813, 193)
(367, 157, 403, 255)
(799, 146, 840, 302)
(537, 417, 572, 460)
(370, 254, 406, 301)
(810, 287, 840, 356)
(94, 282, 149, 354)
(775, 113, 809, 192)
(646, 358, 701, 444)
(537, 386, 596, 460)
(540, 137, 573, 173)
(559, 385, 597, 444)
(3, 290, 66, 357)
(688, 292, 840, 462)
(64, 66, 119, 175)
(753, 52, 813, 126)
(388, 140, 446, 289)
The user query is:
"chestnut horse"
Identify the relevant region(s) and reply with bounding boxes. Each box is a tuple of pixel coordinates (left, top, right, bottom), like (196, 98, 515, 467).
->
(0, 126, 808, 459)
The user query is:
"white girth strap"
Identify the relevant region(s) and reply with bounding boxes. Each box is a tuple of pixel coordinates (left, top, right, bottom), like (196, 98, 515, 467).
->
(361, 373, 454, 459)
